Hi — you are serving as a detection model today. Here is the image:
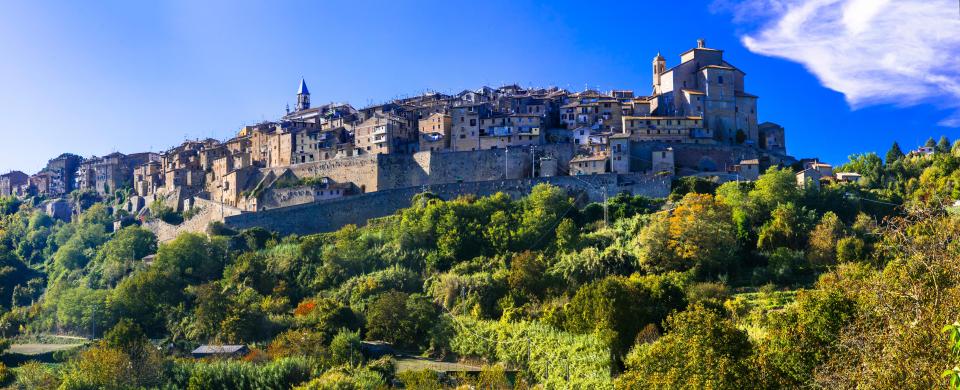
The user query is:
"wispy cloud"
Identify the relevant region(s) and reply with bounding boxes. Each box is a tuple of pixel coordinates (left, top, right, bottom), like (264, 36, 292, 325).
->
(714, 0, 960, 127)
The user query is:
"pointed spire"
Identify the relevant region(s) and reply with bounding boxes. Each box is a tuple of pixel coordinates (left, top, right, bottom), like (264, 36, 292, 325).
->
(297, 78, 309, 95)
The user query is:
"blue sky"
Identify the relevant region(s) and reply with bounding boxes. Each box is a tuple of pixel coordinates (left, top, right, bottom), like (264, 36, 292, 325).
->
(0, 0, 958, 173)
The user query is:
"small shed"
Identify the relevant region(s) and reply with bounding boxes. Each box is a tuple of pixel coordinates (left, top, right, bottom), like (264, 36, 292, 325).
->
(191, 344, 249, 359)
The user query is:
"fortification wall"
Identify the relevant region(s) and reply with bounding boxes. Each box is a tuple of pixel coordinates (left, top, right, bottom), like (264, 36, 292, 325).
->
(223, 173, 669, 236)
(281, 154, 381, 192)
(628, 142, 761, 174)
(265, 144, 577, 195)
(257, 185, 347, 210)
(145, 197, 242, 242)
(375, 153, 430, 190)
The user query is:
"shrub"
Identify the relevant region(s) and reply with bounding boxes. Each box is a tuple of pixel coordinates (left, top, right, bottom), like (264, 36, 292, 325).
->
(0, 362, 10, 386)
(398, 369, 442, 390)
(329, 329, 362, 366)
(15, 361, 61, 390)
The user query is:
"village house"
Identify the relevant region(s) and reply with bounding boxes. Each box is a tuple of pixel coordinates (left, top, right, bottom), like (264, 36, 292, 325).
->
(354, 114, 415, 155)
(731, 158, 761, 180)
(418, 112, 452, 152)
(0, 171, 29, 197)
(78, 152, 159, 195)
(15, 41, 801, 223)
(570, 153, 609, 175)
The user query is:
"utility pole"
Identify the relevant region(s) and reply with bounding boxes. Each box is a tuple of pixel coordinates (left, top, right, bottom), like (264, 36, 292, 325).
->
(526, 337, 531, 366)
(603, 185, 609, 228)
(505, 148, 509, 179)
(530, 145, 536, 178)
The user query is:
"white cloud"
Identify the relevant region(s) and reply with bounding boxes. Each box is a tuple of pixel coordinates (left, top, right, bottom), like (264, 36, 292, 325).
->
(717, 0, 960, 127)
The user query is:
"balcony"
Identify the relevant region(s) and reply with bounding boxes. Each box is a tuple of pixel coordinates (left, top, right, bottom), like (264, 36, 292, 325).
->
(517, 127, 540, 135)
(372, 136, 388, 144)
(372, 125, 388, 135)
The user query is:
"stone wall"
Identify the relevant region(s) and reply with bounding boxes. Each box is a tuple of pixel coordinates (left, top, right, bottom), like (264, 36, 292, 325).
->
(257, 185, 346, 210)
(264, 143, 576, 196)
(145, 197, 242, 242)
(627, 142, 782, 174)
(223, 172, 669, 236)
(280, 154, 381, 192)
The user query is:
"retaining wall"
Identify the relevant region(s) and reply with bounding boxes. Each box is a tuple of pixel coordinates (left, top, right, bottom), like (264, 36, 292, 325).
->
(223, 173, 669, 236)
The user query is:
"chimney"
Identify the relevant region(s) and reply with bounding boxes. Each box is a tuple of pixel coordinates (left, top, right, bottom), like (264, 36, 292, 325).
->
(697, 39, 706, 48)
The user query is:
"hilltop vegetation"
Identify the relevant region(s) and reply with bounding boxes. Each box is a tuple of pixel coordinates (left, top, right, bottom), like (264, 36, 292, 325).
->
(0, 139, 959, 388)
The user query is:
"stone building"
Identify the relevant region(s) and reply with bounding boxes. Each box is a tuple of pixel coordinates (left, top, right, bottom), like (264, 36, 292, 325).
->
(0, 171, 29, 197)
(44, 153, 83, 196)
(418, 112, 452, 152)
(570, 153, 609, 175)
(609, 134, 631, 174)
(449, 103, 487, 152)
(651, 39, 759, 145)
(651, 148, 675, 174)
(759, 122, 786, 153)
(354, 114, 415, 155)
(731, 158, 760, 180)
(294, 126, 354, 163)
(621, 116, 709, 143)
(88, 41, 797, 219)
(79, 152, 159, 195)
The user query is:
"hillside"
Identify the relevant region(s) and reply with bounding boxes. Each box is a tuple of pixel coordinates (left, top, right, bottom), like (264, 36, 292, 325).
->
(0, 140, 959, 388)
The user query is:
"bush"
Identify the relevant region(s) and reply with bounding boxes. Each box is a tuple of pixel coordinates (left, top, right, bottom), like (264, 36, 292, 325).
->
(15, 361, 61, 390)
(0, 362, 10, 386)
(836, 236, 866, 262)
(398, 369, 442, 390)
(329, 329, 362, 366)
(450, 317, 612, 389)
(765, 248, 810, 284)
(293, 366, 385, 390)
(184, 357, 315, 390)
(268, 329, 328, 358)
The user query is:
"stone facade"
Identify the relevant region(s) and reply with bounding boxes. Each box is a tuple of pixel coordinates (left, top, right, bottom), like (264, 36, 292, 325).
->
(0, 171, 29, 197)
(222, 172, 670, 236)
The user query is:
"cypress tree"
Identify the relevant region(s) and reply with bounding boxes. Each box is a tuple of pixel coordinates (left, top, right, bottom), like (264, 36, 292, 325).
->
(937, 136, 951, 153)
(885, 141, 904, 163)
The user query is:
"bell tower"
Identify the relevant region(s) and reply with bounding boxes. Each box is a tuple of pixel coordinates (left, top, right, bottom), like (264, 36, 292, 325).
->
(652, 52, 666, 95)
(296, 78, 310, 111)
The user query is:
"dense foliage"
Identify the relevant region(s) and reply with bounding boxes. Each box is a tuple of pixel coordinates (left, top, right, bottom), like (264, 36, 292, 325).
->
(1, 139, 960, 388)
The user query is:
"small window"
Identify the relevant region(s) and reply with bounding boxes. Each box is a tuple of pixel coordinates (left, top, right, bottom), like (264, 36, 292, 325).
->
(718, 76, 724, 84)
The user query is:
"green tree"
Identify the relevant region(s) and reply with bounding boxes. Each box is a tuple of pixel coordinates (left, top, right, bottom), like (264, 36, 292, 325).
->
(938, 136, 952, 154)
(507, 251, 548, 299)
(755, 289, 856, 387)
(295, 298, 361, 341)
(837, 153, 884, 187)
(886, 141, 905, 163)
(108, 267, 183, 336)
(925, 137, 937, 148)
(635, 193, 738, 276)
(93, 226, 157, 287)
(365, 291, 439, 351)
(756, 203, 814, 251)
(154, 233, 228, 284)
(59, 346, 136, 390)
(807, 212, 844, 268)
(563, 275, 685, 358)
(329, 328, 363, 366)
(616, 304, 752, 389)
(835, 236, 866, 262)
(749, 167, 800, 216)
(555, 218, 579, 252)
(516, 184, 572, 249)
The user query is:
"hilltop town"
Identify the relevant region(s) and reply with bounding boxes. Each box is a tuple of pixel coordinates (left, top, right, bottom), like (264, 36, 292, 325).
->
(2, 40, 812, 235)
